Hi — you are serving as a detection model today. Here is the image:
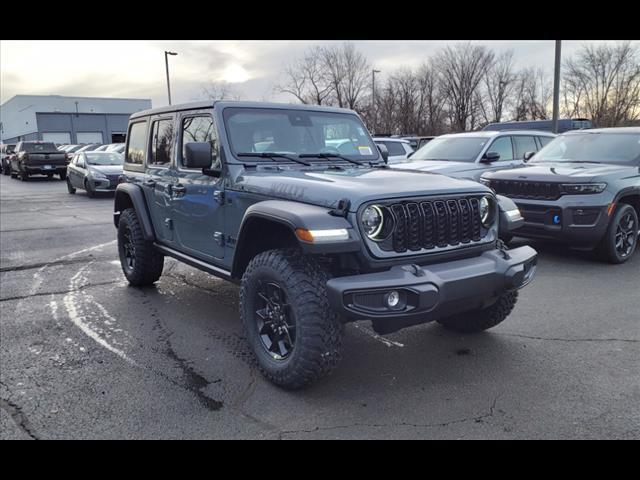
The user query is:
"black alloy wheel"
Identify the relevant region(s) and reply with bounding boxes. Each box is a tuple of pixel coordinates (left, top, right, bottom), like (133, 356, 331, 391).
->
(254, 280, 295, 360)
(615, 210, 637, 259)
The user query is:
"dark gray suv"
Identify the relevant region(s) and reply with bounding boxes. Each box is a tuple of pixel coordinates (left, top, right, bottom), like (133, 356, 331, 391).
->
(481, 127, 640, 264)
(114, 101, 537, 389)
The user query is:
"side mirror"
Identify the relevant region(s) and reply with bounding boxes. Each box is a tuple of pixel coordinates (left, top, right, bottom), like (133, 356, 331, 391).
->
(481, 151, 500, 163)
(523, 151, 536, 161)
(184, 142, 214, 169)
(377, 143, 389, 163)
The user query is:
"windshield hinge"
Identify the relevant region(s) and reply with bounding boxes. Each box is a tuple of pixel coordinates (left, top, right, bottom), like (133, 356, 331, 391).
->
(329, 198, 350, 217)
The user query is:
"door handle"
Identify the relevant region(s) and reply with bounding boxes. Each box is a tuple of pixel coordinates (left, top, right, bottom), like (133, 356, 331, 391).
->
(143, 179, 156, 188)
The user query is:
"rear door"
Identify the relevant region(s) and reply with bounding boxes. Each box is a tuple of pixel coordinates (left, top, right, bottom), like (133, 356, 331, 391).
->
(145, 115, 177, 243)
(512, 135, 539, 162)
(170, 111, 225, 261)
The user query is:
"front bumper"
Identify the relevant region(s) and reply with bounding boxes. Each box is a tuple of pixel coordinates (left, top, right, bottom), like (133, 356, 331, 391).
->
(512, 199, 610, 247)
(88, 177, 119, 191)
(326, 245, 537, 325)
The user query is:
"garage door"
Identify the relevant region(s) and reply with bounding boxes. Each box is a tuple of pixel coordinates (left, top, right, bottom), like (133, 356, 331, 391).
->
(76, 132, 104, 144)
(42, 132, 71, 144)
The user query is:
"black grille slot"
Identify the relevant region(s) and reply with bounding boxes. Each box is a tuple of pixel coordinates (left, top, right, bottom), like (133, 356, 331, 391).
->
(420, 202, 436, 249)
(433, 201, 449, 247)
(391, 204, 408, 252)
(490, 180, 561, 200)
(458, 198, 471, 243)
(446, 199, 460, 245)
(405, 203, 422, 251)
(469, 198, 482, 241)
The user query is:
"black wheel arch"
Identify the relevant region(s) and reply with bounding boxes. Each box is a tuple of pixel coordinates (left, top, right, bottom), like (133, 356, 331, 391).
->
(231, 200, 359, 279)
(614, 188, 640, 219)
(114, 183, 156, 241)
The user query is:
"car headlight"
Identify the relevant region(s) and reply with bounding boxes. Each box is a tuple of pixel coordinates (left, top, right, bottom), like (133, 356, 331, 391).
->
(560, 183, 607, 194)
(362, 205, 384, 239)
(479, 196, 495, 227)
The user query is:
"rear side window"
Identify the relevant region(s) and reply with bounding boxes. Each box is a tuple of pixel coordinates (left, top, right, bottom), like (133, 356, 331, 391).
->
(150, 119, 174, 166)
(126, 121, 147, 165)
(378, 141, 406, 156)
(487, 136, 514, 160)
(513, 136, 538, 159)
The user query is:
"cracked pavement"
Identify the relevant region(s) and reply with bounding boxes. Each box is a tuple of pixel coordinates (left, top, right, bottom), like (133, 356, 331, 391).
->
(1, 174, 639, 439)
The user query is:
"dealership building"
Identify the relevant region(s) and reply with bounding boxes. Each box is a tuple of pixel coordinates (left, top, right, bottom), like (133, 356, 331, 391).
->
(0, 95, 152, 144)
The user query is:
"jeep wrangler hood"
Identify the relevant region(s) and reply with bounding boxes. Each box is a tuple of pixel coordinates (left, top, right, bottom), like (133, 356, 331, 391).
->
(236, 166, 490, 211)
(393, 160, 485, 177)
(485, 162, 639, 183)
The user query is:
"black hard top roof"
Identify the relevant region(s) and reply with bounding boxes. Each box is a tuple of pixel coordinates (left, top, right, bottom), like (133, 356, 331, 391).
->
(130, 100, 357, 120)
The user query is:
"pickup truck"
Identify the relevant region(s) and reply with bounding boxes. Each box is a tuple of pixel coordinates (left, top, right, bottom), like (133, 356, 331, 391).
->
(10, 141, 69, 181)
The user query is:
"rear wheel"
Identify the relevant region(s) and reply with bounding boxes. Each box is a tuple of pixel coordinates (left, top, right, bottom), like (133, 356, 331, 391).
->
(596, 203, 638, 264)
(19, 169, 29, 182)
(240, 249, 344, 390)
(59, 170, 67, 181)
(117, 208, 164, 286)
(437, 291, 519, 333)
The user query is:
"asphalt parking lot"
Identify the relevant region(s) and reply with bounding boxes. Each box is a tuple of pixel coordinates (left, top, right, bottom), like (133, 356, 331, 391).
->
(0, 172, 638, 440)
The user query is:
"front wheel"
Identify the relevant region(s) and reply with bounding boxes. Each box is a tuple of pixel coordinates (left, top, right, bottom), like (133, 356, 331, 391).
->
(19, 169, 29, 182)
(437, 291, 519, 333)
(85, 179, 96, 198)
(117, 208, 164, 286)
(58, 170, 67, 180)
(240, 249, 344, 390)
(596, 203, 638, 264)
(2, 164, 9, 176)
(66, 177, 76, 194)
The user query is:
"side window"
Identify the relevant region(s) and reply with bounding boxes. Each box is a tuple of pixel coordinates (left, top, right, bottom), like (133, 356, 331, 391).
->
(126, 121, 147, 165)
(380, 141, 406, 156)
(150, 119, 174, 166)
(538, 136, 553, 148)
(487, 136, 514, 161)
(180, 115, 218, 169)
(513, 136, 538, 159)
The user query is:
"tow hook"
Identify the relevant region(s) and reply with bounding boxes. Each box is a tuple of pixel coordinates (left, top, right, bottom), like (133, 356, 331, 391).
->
(402, 264, 426, 277)
(497, 239, 511, 260)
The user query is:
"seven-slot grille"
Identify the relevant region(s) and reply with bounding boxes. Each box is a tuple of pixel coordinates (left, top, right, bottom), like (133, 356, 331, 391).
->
(489, 179, 561, 200)
(376, 197, 484, 253)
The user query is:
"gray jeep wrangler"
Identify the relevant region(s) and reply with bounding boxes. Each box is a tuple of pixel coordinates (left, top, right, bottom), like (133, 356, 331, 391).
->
(114, 101, 537, 389)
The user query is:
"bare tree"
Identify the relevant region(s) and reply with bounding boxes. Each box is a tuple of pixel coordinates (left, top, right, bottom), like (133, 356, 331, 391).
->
(434, 43, 495, 131)
(276, 46, 333, 105)
(511, 68, 552, 121)
(201, 81, 243, 101)
(483, 51, 516, 123)
(563, 41, 640, 127)
(415, 62, 447, 135)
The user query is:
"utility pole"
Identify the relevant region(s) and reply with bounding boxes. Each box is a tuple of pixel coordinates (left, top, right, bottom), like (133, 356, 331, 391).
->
(164, 51, 178, 105)
(552, 40, 562, 134)
(372, 69, 381, 134)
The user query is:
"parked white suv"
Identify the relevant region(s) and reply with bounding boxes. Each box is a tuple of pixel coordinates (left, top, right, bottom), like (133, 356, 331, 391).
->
(373, 137, 414, 164)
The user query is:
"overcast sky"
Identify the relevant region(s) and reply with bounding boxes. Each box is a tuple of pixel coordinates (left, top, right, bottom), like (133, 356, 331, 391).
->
(1, 40, 635, 108)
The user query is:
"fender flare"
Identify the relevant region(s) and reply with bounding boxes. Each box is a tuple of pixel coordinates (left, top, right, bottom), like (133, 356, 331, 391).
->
(232, 200, 360, 275)
(113, 183, 156, 241)
(496, 194, 524, 236)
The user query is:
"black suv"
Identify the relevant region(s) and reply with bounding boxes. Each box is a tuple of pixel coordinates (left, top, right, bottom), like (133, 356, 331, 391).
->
(114, 101, 537, 389)
(481, 127, 640, 263)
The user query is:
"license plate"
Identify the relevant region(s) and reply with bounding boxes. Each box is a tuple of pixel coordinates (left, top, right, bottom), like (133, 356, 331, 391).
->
(43, 165, 53, 170)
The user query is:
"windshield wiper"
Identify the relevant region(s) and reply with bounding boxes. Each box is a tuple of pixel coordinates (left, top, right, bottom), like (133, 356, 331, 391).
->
(237, 152, 312, 166)
(299, 152, 366, 166)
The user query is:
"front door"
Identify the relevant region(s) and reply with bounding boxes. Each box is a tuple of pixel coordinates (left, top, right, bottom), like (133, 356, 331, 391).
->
(170, 112, 225, 261)
(484, 135, 520, 172)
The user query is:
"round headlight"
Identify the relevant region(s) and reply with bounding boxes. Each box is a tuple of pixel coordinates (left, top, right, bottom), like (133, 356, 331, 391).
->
(362, 205, 384, 238)
(479, 196, 493, 226)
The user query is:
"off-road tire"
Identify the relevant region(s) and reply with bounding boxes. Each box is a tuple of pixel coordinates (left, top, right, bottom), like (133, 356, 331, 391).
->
(437, 291, 519, 333)
(596, 203, 638, 264)
(240, 248, 344, 390)
(117, 208, 164, 286)
(85, 179, 96, 198)
(499, 234, 514, 245)
(59, 170, 67, 181)
(66, 177, 76, 194)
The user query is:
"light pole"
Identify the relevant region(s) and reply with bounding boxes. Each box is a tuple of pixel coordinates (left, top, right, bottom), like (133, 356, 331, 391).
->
(372, 69, 381, 134)
(164, 51, 178, 105)
(552, 40, 562, 134)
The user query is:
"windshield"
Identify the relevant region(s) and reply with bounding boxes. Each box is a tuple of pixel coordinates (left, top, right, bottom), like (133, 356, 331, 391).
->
(21, 142, 58, 153)
(531, 132, 640, 165)
(86, 152, 124, 166)
(223, 107, 380, 163)
(409, 136, 489, 162)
